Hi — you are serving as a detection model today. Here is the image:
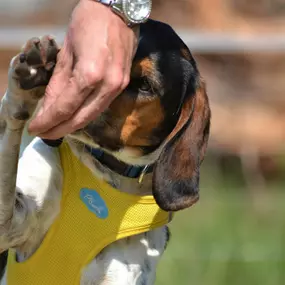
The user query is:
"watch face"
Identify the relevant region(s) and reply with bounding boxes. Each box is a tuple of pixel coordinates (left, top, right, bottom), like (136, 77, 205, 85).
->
(122, 0, 152, 24)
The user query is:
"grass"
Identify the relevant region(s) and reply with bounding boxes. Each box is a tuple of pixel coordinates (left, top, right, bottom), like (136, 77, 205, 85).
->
(156, 161, 285, 285)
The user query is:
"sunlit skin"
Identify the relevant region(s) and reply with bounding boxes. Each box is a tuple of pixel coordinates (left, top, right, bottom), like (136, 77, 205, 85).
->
(28, 0, 139, 139)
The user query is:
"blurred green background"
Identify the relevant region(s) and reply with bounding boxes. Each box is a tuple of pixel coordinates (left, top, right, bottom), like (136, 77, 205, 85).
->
(157, 157, 285, 285)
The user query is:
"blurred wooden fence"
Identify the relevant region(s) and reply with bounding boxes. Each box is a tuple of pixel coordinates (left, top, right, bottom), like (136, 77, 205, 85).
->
(0, 0, 285, 166)
(1, 27, 285, 52)
(0, 26, 285, 156)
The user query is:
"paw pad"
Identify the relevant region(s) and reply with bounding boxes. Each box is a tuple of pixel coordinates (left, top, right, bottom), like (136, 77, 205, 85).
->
(13, 36, 59, 90)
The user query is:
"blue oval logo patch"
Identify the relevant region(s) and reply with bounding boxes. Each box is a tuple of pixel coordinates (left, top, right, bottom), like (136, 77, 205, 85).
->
(80, 188, 108, 219)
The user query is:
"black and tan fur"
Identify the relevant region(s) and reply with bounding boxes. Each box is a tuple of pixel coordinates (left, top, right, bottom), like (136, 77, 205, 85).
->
(0, 20, 210, 284)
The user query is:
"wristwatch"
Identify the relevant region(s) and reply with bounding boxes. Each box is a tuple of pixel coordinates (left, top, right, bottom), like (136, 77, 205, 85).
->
(95, 0, 152, 26)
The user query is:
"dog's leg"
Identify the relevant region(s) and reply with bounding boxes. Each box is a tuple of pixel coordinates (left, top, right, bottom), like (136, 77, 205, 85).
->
(0, 36, 59, 250)
(81, 227, 169, 285)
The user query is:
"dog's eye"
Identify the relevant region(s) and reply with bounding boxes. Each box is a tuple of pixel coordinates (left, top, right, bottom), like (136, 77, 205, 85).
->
(127, 77, 152, 94)
(139, 77, 152, 93)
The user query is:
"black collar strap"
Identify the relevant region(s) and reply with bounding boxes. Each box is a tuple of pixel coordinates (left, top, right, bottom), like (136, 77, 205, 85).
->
(42, 139, 154, 179)
(84, 145, 154, 179)
(42, 138, 64, 147)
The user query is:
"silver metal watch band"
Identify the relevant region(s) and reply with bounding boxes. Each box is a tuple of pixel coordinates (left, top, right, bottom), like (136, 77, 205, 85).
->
(95, 0, 134, 26)
(95, 0, 151, 26)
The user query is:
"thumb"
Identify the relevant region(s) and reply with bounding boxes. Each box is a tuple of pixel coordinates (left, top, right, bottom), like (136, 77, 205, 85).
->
(41, 37, 74, 112)
(28, 38, 73, 134)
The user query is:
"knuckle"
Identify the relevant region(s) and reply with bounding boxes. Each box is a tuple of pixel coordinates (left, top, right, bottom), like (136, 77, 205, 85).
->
(78, 63, 104, 88)
(84, 70, 103, 87)
(122, 75, 130, 90)
(108, 70, 124, 92)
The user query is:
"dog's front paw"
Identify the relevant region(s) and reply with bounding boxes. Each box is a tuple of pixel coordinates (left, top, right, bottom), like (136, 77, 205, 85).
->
(10, 35, 59, 92)
(2, 36, 59, 129)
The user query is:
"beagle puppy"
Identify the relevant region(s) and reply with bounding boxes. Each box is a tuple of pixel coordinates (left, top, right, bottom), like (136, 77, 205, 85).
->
(0, 20, 210, 284)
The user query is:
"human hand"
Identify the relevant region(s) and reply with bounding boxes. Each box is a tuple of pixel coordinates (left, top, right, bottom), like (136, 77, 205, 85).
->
(28, 0, 139, 139)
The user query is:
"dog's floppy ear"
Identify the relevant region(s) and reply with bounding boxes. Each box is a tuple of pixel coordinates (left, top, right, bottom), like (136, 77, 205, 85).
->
(152, 81, 210, 211)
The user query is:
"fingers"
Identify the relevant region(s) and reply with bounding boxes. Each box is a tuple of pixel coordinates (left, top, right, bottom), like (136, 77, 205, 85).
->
(28, 36, 73, 135)
(42, 35, 73, 109)
(28, 57, 106, 136)
(29, 79, 90, 136)
(33, 39, 130, 139)
(38, 88, 110, 140)
(38, 66, 128, 139)
(27, 0, 138, 139)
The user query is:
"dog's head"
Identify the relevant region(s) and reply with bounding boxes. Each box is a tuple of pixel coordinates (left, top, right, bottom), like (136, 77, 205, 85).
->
(74, 20, 211, 212)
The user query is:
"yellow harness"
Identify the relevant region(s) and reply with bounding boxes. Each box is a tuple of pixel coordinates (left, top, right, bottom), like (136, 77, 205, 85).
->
(7, 142, 170, 284)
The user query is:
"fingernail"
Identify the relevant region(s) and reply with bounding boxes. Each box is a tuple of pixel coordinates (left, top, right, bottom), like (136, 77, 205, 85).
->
(27, 122, 39, 137)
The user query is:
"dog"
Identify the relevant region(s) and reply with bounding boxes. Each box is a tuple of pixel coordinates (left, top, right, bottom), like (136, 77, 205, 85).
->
(0, 20, 210, 284)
